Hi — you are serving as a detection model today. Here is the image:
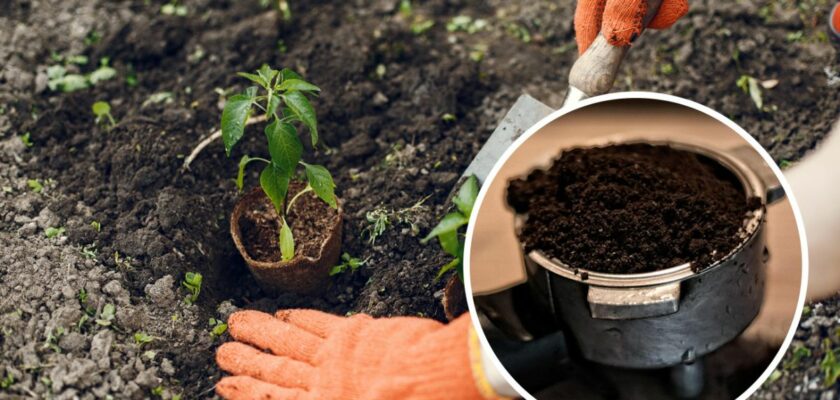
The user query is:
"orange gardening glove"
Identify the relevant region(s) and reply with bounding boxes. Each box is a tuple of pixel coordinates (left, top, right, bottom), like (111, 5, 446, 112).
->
(215, 310, 504, 400)
(574, 0, 689, 54)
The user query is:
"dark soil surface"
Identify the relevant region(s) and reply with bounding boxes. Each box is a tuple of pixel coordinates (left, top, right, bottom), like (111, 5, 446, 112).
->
(755, 298, 840, 399)
(1, 0, 837, 398)
(508, 144, 759, 274)
(238, 183, 338, 262)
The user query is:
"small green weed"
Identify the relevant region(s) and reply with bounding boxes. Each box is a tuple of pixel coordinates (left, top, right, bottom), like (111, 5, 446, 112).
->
(44, 227, 65, 238)
(92, 101, 116, 128)
(27, 179, 43, 193)
(411, 19, 435, 35)
(822, 339, 840, 387)
(48, 58, 116, 93)
(364, 208, 390, 245)
(209, 318, 228, 338)
(330, 253, 367, 276)
(0, 371, 13, 389)
(134, 332, 154, 346)
(161, 1, 187, 16)
(182, 272, 202, 304)
(43, 327, 64, 353)
(20, 132, 33, 148)
(783, 345, 811, 370)
(96, 304, 116, 327)
(446, 16, 487, 34)
(737, 75, 763, 110)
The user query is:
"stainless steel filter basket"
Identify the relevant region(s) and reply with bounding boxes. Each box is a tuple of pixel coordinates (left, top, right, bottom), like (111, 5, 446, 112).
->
(519, 141, 783, 369)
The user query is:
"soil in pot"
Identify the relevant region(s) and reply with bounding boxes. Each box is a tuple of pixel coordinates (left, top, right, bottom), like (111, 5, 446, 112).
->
(507, 143, 761, 274)
(238, 182, 339, 263)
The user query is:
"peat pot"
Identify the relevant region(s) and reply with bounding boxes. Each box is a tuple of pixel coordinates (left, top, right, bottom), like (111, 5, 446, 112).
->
(231, 183, 343, 295)
(521, 141, 784, 369)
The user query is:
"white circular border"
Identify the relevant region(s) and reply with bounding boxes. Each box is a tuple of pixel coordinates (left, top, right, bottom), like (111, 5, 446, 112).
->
(463, 91, 810, 400)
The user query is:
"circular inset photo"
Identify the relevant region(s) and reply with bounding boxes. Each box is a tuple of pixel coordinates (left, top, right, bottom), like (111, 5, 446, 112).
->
(465, 93, 808, 400)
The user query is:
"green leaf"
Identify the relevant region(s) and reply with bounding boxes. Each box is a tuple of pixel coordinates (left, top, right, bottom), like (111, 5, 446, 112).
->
(237, 72, 267, 87)
(437, 229, 459, 257)
(280, 68, 303, 81)
(267, 93, 281, 116)
(142, 92, 174, 107)
(259, 164, 291, 213)
(281, 106, 299, 123)
(27, 179, 43, 193)
(211, 322, 228, 337)
(89, 66, 117, 84)
(421, 212, 468, 243)
(302, 163, 337, 209)
(747, 77, 763, 110)
(329, 264, 345, 276)
(236, 155, 252, 191)
(265, 119, 302, 174)
(257, 65, 279, 86)
(279, 219, 295, 261)
(277, 79, 320, 93)
(435, 257, 461, 281)
(45, 227, 65, 238)
(453, 175, 479, 216)
(47, 65, 66, 81)
(134, 332, 154, 345)
(92, 101, 111, 117)
(182, 272, 202, 304)
(52, 74, 89, 92)
(283, 91, 318, 146)
(221, 91, 256, 156)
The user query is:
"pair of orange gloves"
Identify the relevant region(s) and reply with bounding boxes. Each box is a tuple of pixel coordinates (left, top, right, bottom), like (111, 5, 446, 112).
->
(216, 1, 687, 399)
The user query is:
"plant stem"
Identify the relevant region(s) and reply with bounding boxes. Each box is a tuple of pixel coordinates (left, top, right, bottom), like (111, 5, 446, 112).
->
(286, 185, 313, 215)
(181, 114, 268, 171)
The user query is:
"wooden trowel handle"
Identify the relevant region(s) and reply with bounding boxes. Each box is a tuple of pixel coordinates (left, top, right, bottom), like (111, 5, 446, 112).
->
(568, 0, 664, 97)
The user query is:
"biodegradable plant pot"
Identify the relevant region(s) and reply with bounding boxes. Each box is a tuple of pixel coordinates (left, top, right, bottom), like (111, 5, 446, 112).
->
(442, 274, 468, 321)
(230, 182, 342, 294)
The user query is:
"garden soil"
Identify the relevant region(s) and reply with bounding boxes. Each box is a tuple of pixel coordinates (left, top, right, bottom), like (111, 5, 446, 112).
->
(508, 144, 759, 274)
(1, 0, 837, 398)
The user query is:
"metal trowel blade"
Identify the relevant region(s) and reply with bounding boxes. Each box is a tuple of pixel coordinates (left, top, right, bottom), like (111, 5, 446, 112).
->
(462, 94, 554, 185)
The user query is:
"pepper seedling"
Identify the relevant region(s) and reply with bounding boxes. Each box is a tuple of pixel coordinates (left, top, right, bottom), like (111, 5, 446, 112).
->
(222, 65, 337, 261)
(421, 175, 478, 281)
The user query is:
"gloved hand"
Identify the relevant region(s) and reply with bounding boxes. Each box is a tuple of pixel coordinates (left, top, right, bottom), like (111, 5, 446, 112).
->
(575, 0, 689, 54)
(215, 310, 504, 400)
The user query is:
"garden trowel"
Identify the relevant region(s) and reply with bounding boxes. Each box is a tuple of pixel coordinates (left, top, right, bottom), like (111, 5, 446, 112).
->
(463, 0, 665, 185)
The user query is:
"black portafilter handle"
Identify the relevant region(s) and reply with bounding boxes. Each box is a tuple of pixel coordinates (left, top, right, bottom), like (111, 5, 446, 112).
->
(477, 288, 572, 393)
(487, 330, 570, 391)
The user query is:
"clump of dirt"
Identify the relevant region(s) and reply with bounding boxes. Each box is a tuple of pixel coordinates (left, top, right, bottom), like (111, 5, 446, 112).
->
(238, 183, 339, 262)
(508, 144, 760, 274)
